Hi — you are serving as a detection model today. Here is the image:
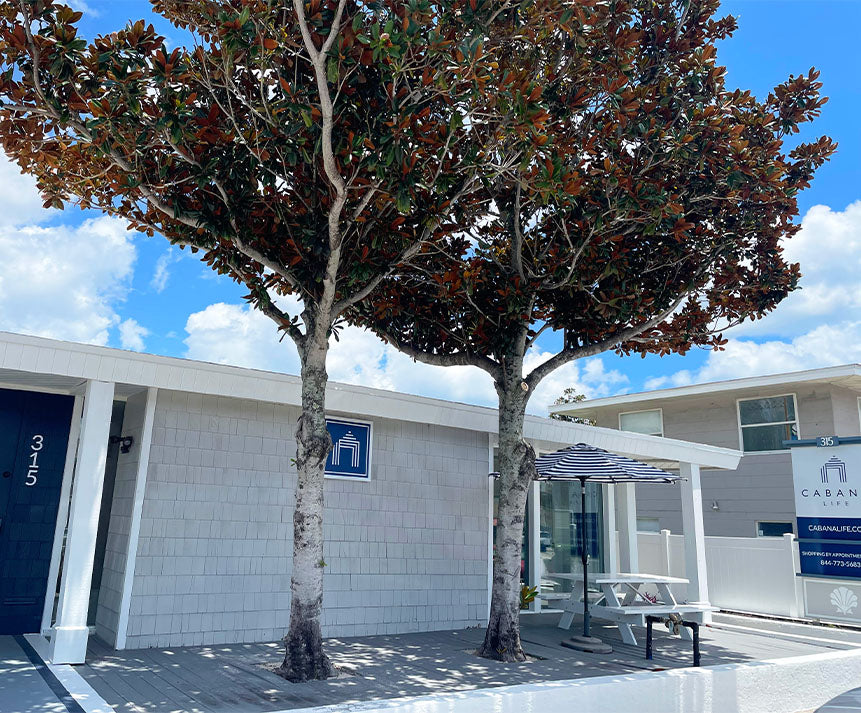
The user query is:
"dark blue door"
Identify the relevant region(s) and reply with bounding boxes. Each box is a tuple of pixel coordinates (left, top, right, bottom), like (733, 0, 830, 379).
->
(0, 388, 74, 634)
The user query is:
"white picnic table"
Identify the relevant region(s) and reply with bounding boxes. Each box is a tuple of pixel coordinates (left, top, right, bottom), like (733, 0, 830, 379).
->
(544, 572, 715, 646)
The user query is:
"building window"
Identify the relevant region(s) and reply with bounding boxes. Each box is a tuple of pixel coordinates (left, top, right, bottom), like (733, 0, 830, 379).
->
(757, 521, 793, 538)
(619, 409, 664, 437)
(637, 517, 661, 533)
(737, 395, 799, 452)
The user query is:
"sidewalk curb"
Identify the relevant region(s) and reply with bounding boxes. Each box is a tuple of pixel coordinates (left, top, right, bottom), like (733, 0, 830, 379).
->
(22, 634, 116, 713)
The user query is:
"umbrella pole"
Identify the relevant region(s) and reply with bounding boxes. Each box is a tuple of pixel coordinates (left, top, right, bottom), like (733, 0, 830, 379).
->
(580, 476, 590, 638)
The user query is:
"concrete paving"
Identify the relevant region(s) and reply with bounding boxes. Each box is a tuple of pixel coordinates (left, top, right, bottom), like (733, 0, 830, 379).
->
(0, 635, 82, 713)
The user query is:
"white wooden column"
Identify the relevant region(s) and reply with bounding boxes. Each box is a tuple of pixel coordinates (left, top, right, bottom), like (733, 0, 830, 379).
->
(528, 480, 541, 610)
(486, 434, 495, 620)
(680, 462, 710, 612)
(602, 484, 618, 573)
(50, 380, 115, 664)
(617, 483, 639, 573)
(115, 387, 157, 650)
(40, 394, 84, 635)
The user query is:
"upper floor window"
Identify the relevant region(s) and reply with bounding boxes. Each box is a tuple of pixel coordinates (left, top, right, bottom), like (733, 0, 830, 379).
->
(619, 409, 664, 437)
(637, 517, 661, 533)
(737, 394, 798, 452)
(757, 521, 793, 537)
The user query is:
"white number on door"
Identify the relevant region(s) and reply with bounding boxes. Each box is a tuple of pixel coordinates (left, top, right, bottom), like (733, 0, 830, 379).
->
(25, 435, 44, 486)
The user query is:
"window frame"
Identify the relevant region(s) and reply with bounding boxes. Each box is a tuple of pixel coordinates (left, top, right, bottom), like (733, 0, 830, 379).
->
(755, 520, 795, 538)
(618, 407, 664, 437)
(636, 516, 661, 533)
(735, 393, 800, 454)
(857, 397, 861, 434)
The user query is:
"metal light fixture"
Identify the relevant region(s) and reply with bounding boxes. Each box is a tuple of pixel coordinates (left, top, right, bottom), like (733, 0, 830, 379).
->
(109, 435, 135, 454)
(711, 500, 720, 511)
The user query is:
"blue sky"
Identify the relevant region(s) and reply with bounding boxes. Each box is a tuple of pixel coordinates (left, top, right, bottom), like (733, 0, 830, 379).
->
(1, 0, 859, 414)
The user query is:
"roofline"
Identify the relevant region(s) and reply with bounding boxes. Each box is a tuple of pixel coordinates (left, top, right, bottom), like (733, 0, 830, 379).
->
(549, 363, 861, 415)
(0, 331, 741, 469)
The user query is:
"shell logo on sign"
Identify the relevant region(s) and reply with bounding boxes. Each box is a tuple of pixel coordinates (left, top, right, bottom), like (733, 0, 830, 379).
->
(830, 586, 858, 615)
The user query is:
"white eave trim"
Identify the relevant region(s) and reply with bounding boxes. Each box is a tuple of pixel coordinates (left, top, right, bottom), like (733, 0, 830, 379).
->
(522, 415, 741, 470)
(549, 363, 861, 416)
(0, 331, 741, 470)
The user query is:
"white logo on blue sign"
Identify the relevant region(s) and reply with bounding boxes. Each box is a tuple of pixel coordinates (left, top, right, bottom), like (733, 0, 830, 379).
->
(325, 418, 371, 479)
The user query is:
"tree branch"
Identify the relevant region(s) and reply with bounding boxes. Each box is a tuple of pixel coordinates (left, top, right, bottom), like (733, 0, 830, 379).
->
(380, 332, 501, 379)
(524, 294, 689, 389)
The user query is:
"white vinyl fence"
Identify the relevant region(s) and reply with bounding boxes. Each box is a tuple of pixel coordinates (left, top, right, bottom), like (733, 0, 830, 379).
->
(637, 531, 804, 618)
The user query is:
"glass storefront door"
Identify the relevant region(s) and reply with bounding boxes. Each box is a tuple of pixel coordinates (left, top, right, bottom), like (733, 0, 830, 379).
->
(538, 480, 604, 595)
(491, 455, 604, 600)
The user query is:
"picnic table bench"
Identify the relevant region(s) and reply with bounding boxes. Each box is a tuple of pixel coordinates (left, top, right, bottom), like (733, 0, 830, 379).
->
(545, 572, 715, 646)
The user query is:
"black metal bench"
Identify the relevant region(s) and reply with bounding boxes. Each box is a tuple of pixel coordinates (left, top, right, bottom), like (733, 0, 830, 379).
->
(645, 614, 701, 667)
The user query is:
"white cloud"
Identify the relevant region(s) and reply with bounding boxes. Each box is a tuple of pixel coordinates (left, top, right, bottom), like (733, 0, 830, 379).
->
(644, 202, 861, 389)
(693, 321, 861, 383)
(119, 318, 149, 351)
(183, 302, 629, 415)
(643, 371, 695, 391)
(0, 157, 53, 227)
(0, 215, 137, 345)
(66, 0, 99, 16)
(0, 157, 143, 347)
(644, 318, 861, 391)
(151, 251, 174, 293)
(526, 349, 629, 415)
(724, 202, 861, 339)
(184, 302, 302, 374)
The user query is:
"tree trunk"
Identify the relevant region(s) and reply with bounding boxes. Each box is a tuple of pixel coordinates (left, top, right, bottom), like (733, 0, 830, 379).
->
(477, 358, 535, 662)
(277, 327, 335, 682)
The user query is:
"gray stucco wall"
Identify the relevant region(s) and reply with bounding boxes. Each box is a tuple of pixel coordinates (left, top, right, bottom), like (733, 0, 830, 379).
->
(594, 385, 859, 537)
(95, 390, 150, 645)
(121, 389, 489, 649)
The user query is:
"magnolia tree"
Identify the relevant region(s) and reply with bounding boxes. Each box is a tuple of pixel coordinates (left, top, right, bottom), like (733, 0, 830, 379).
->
(0, 0, 527, 680)
(356, 0, 835, 661)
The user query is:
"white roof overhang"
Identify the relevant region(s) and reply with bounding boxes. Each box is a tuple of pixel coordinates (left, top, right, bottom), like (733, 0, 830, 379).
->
(550, 363, 861, 418)
(0, 331, 740, 471)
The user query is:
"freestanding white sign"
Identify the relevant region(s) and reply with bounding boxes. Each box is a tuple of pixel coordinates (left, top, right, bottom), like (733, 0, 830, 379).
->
(791, 439, 861, 580)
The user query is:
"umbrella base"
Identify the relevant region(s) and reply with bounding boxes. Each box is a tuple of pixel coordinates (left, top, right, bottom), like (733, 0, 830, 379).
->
(561, 635, 613, 654)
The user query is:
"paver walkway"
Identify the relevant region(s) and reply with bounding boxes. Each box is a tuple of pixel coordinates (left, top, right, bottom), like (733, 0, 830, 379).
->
(0, 635, 82, 713)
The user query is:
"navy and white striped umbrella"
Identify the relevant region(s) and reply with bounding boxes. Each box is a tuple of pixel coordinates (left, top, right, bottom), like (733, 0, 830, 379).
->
(534, 443, 681, 484)
(520, 443, 678, 652)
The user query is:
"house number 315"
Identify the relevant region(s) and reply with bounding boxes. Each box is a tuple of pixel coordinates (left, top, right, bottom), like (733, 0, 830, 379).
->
(26, 434, 44, 486)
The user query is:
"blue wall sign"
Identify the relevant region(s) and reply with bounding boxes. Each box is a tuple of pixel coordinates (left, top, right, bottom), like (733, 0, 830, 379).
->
(797, 517, 861, 542)
(325, 418, 372, 480)
(798, 540, 861, 579)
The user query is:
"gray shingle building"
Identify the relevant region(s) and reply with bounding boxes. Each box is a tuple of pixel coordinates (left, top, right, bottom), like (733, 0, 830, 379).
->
(0, 331, 738, 664)
(551, 365, 861, 538)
